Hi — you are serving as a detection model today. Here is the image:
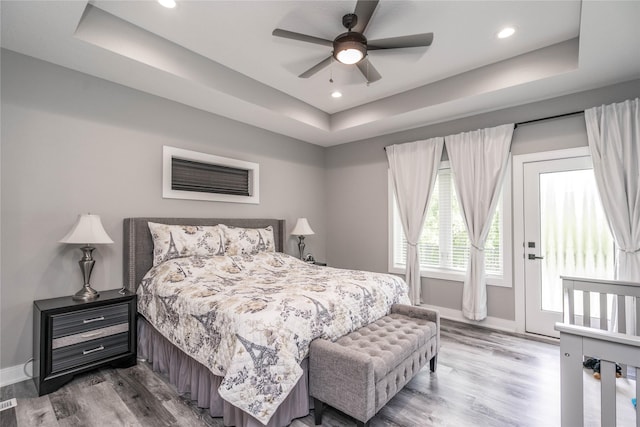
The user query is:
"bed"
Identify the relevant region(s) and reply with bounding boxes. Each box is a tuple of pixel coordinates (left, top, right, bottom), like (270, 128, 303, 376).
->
(123, 217, 410, 427)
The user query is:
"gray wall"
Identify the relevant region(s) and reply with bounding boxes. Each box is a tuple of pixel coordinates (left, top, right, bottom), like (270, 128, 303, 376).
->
(326, 78, 640, 321)
(2, 46, 639, 371)
(0, 50, 326, 369)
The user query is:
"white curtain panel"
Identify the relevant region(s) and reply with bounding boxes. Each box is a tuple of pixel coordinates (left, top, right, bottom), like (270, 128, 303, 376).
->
(585, 98, 640, 333)
(445, 124, 514, 320)
(387, 138, 444, 305)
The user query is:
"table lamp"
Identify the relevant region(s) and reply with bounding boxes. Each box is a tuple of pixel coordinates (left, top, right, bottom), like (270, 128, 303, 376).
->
(59, 214, 114, 301)
(291, 218, 314, 260)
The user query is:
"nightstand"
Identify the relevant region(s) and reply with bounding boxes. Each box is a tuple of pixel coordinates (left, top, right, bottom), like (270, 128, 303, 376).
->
(33, 289, 137, 396)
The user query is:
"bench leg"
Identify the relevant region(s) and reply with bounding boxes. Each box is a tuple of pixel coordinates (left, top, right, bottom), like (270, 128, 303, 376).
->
(313, 398, 324, 425)
(315, 398, 369, 427)
(430, 354, 438, 372)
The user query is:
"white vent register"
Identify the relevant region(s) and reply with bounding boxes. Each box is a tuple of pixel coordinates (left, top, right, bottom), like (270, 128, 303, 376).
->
(0, 398, 17, 412)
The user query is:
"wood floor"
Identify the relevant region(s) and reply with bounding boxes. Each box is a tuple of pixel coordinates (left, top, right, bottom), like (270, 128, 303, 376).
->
(1, 320, 565, 427)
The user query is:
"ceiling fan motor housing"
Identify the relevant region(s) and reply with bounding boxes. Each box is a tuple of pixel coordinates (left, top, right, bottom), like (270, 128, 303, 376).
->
(342, 13, 358, 30)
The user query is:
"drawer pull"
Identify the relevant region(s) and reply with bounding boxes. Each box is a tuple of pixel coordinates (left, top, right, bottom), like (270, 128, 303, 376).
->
(80, 331, 104, 339)
(82, 345, 105, 355)
(83, 316, 105, 324)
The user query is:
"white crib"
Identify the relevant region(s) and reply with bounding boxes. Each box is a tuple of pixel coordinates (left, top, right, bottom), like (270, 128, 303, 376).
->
(555, 276, 640, 426)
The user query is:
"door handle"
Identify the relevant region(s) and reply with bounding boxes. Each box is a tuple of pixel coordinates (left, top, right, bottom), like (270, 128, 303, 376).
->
(528, 254, 544, 260)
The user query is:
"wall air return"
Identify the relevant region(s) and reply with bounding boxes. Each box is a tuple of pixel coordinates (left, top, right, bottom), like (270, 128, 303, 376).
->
(163, 146, 259, 204)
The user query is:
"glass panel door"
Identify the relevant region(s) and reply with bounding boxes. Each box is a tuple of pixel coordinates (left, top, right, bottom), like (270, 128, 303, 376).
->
(523, 156, 615, 337)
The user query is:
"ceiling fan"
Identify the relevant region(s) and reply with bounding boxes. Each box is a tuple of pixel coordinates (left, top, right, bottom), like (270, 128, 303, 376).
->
(272, 0, 434, 83)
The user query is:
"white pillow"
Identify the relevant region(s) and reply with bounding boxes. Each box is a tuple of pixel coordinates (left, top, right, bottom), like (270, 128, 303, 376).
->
(148, 222, 225, 266)
(219, 224, 276, 256)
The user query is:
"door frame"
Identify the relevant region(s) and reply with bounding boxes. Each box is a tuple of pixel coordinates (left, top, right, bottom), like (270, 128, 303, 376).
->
(512, 146, 590, 334)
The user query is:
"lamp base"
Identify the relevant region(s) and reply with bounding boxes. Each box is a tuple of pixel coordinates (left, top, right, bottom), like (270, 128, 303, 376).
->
(72, 245, 100, 301)
(298, 236, 306, 260)
(72, 284, 100, 301)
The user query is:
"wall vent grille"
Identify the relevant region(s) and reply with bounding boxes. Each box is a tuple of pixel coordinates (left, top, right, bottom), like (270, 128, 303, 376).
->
(163, 146, 260, 204)
(171, 158, 250, 196)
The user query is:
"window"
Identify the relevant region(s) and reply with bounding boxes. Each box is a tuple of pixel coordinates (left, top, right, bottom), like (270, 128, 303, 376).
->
(389, 162, 512, 286)
(163, 146, 259, 204)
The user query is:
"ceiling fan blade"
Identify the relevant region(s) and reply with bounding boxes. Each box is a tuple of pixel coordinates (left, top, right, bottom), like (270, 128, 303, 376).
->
(368, 33, 434, 50)
(272, 29, 333, 47)
(356, 58, 381, 83)
(299, 56, 333, 78)
(352, 0, 379, 33)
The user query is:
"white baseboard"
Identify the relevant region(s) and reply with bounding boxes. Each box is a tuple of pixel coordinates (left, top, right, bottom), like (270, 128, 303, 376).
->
(421, 304, 517, 333)
(0, 362, 31, 388)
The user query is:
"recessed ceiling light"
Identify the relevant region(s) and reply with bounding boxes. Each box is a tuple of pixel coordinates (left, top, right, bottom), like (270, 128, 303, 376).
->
(158, 0, 176, 9)
(497, 27, 516, 39)
(331, 91, 343, 98)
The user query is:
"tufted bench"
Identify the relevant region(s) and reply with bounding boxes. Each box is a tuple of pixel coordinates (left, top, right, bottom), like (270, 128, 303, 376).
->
(309, 304, 440, 427)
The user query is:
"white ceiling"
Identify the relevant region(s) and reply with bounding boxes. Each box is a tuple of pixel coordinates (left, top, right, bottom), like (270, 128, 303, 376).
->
(2, 1, 640, 146)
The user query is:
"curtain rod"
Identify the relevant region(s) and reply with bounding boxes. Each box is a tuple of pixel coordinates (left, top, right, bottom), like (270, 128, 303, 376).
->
(383, 110, 585, 151)
(514, 110, 584, 128)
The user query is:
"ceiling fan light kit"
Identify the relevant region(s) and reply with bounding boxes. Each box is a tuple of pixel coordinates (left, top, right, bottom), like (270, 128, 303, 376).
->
(334, 32, 367, 64)
(272, 0, 433, 84)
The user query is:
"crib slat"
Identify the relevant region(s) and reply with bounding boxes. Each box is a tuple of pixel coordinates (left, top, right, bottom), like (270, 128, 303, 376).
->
(636, 296, 640, 336)
(583, 291, 591, 327)
(618, 295, 627, 334)
(636, 366, 639, 427)
(600, 360, 617, 427)
(568, 288, 575, 324)
(599, 293, 607, 330)
(618, 296, 629, 377)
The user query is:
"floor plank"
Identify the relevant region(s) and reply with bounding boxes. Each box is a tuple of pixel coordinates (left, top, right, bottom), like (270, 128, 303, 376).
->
(54, 382, 141, 427)
(14, 394, 59, 427)
(0, 406, 18, 427)
(101, 367, 179, 426)
(2, 319, 632, 426)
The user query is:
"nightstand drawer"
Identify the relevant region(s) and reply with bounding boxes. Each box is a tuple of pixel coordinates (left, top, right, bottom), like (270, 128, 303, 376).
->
(52, 322, 129, 349)
(51, 332, 129, 374)
(52, 303, 129, 338)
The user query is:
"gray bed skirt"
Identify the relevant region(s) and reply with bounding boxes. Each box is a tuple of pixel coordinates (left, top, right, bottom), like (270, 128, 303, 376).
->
(137, 317, 311, 427)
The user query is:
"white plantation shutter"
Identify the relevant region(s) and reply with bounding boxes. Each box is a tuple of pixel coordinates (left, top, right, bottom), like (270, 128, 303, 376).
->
(393, 167, 503, 276)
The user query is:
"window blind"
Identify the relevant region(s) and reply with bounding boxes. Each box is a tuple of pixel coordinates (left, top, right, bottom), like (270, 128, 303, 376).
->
(171, 158, 250, 196)
(392, 168, 503, 276)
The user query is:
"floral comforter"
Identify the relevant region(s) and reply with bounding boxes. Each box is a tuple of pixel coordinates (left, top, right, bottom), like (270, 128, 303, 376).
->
(137, 251, 409, 425)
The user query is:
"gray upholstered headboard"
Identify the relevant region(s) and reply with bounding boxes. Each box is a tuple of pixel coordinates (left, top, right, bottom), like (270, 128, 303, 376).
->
(123, 217, 286, 292)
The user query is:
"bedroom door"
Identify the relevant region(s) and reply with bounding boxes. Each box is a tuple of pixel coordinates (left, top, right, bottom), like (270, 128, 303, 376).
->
(522, 155, 615, 337)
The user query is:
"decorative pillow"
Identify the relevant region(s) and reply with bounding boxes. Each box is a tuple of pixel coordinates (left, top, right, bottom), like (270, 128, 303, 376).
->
(219, 224, 276, 256)
(148, 222, 225, 266)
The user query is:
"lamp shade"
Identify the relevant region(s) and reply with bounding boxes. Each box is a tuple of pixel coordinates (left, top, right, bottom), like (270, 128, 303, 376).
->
(59, 214, 114, 245)
(291, 218, 315, 236)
